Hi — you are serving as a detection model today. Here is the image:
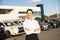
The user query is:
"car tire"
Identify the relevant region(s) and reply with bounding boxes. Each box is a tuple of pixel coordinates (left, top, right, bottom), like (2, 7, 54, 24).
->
(43, 28, 46, 31)
(50, 25, 54, 29)
(6, 31, 12, 38)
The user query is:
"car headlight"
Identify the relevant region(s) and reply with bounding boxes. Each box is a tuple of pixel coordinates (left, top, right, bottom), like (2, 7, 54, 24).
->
(54, 24, 56, 25)
(42, 25, 46, 27)
(42, 25, 48, 27)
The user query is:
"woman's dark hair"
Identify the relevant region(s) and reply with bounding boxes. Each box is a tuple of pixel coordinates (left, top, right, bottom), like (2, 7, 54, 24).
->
(26, 9, 33, 14)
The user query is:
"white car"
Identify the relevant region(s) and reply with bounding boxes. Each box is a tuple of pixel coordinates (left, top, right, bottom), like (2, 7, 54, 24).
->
(0, 20, 24, 37)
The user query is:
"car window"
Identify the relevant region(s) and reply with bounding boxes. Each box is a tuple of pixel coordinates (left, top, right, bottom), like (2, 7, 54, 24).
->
(0, 22, 5, 27)
(4, 22, 15, 26)
(14, 21, 23, 25)
(14, 21, 19, 24)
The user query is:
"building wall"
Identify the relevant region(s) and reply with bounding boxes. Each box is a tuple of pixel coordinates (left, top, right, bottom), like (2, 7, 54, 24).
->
(0, 6, 41, 20)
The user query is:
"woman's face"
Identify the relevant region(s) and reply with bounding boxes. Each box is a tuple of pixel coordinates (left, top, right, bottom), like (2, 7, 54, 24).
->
(27, 11, 33, 19)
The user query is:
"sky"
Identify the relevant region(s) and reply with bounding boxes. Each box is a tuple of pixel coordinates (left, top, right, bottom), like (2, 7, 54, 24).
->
(0, 0, 60, 16)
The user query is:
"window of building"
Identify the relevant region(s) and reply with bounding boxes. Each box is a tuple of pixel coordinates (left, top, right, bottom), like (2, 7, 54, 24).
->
(18, 11, 41, 19)
(0, 9, 13, 14)
(19, 12, 26, 14)
(33, 11, 41, 16)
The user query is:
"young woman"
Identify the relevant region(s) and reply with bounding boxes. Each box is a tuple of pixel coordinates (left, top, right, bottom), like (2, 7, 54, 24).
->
(23, 9, 41, 40)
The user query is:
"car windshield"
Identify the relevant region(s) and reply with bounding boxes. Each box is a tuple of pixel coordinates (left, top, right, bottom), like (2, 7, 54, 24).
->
(13, 21, 22, 25)
(0, 22, 5, 27)
(4, 22, 15, 26)
(13, 21, 19, 24)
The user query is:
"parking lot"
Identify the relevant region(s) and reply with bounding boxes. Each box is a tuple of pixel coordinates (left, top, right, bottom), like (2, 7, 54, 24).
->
(5, 27, 60, 40)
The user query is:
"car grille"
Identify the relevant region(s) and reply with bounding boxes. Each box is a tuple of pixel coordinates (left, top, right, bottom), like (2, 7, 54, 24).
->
(18, 27, 24, 33)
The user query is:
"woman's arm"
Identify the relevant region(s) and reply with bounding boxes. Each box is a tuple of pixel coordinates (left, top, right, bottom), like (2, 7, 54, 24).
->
(34, 27, 41, 32)
(24, 27, 30, 31)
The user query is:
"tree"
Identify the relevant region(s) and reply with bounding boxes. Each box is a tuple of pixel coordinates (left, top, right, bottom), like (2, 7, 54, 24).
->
(49, 14, 57, 18)
(44, 15, 49, 19)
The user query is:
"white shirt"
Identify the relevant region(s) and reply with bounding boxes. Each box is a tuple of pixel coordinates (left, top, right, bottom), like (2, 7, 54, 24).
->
(23, 19, 41, 35)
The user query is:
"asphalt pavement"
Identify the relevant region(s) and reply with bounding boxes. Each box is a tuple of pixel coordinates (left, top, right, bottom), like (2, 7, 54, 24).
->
(5, 27, 60, 40)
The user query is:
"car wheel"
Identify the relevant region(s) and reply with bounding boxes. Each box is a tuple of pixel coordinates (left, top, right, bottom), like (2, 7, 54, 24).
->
(43, 28, 46, 31)
(6, 31, 12, 38)
(50, 26, 53, 28)
(50, 25, 54, 29)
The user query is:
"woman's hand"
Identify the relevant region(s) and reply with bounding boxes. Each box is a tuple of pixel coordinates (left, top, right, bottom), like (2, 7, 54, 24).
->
(25, 28, 30, 31)
(34, 27, 40, 32)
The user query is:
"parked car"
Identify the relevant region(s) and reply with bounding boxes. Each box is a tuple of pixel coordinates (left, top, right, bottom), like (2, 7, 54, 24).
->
(0, 24, 6, 39)
(38, 21, 49, 31)
(53, 18, 60, 26)
(45, 19, 59, 28)
(0, 20, 24, 38)
(12, 20, 24, 33)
